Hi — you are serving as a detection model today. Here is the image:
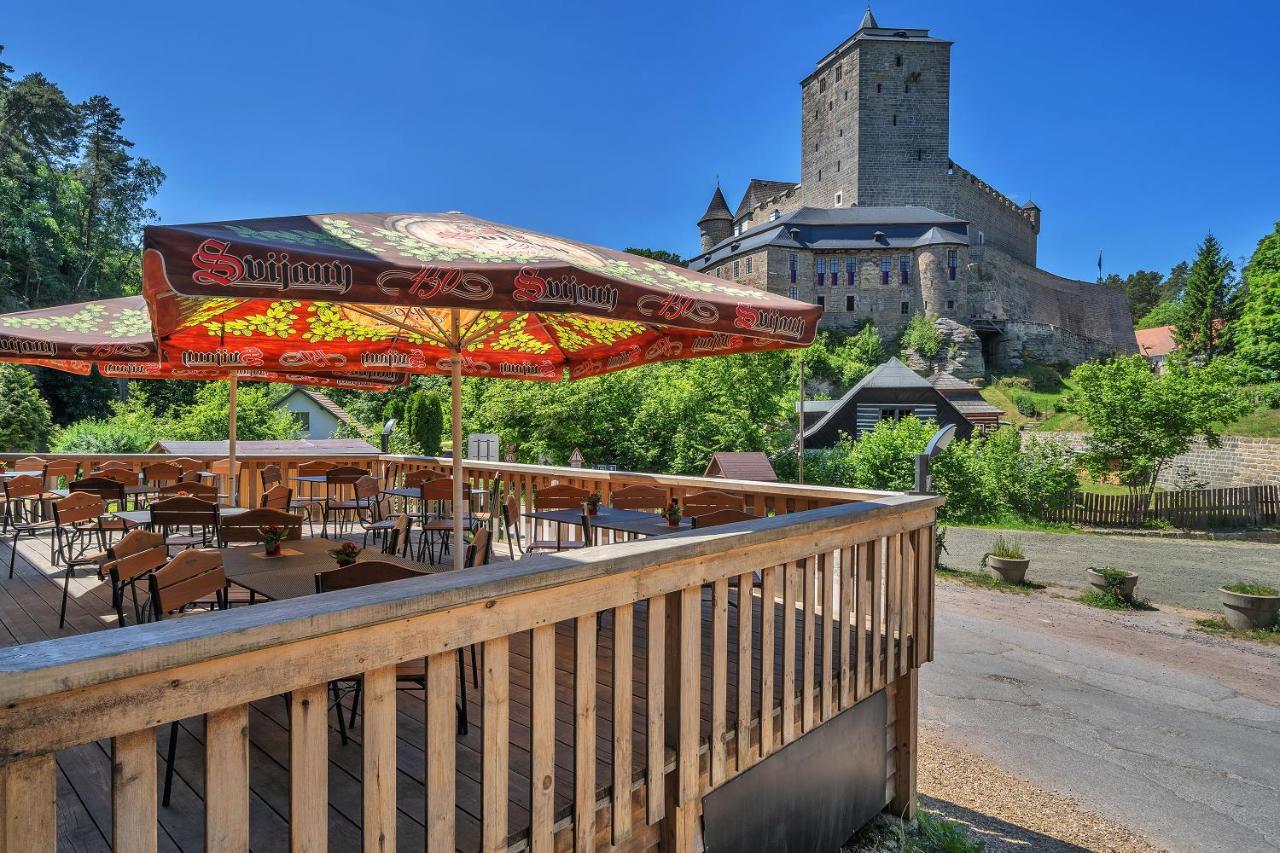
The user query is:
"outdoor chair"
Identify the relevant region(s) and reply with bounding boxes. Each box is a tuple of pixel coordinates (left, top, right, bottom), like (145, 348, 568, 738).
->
(609, 483, 667, 512)
(260, 463, 283, 491)
(291, 459, 336, 534)
(169, 457, 206, 482)
(50, 492, 111, 628)
(100, 529, 167, 627)
(379, 513, 413, 557)
(142, 461, 182, 489)
(467, 475, 503, 533)
(13, 456, 47, 470)
(42, 459, 80, 490)
(147, 548, 229, 806)
(209, 458, 242, 503)
(260, 483, 292, 511)
(691, 508, 760, 528)
(149, 496, 219, 550)
(220, 508, 303, 545)
(90, 460, 135, 476)
(532, 483, 592, 551)
(89, 466, 142, 507)
(315, 559, 470, 741)
(323, 473, 379, 538)
(4, 475, 60, 576)
(68, 477, 136, 545)
(320, 465, 370, 537)
(682, 489, 746, 517)
(417, 478, 477, 563)
(501, 492, 587, 558)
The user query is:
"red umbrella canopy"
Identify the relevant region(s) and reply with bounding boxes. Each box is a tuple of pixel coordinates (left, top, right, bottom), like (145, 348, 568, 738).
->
(0, 296, 403, 391)
(142, 212, 821, 380)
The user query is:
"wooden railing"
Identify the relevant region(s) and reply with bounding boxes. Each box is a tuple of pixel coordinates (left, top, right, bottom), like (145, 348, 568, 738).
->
(0, 464, 940, 852)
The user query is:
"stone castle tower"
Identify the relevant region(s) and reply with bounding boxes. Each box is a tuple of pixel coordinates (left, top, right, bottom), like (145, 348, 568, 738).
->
(689, 7, 1137, 373)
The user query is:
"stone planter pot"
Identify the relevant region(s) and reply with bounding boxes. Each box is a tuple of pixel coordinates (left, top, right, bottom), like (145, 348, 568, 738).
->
(1218, 588, 1280, 631)
(1087, 568, 1138, 599)
(985, 556, 1029, 584)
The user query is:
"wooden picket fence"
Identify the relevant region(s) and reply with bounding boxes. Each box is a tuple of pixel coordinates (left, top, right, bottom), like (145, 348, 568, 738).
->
(1044, 485, 1280, 530)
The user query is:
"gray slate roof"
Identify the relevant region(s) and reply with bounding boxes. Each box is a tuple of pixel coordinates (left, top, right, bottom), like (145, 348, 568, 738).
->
(734, 179, 800, 219)
(802, 358, 931, 439)
(699, 187, 733, 223)
(691, 206, 967, 270)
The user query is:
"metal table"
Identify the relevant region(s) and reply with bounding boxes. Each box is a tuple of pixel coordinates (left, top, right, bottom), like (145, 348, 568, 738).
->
(111, 505, 249, 527)
(0, 470, 44, 480)
(222, 538, 438, 601)
(523, 505, 691, 539)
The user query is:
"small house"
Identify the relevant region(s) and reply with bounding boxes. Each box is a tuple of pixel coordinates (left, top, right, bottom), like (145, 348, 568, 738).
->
(1135, 325, 1177, 373)
(704, 451, 778, 482)
(803, 357, 973, 448)
(925, 372, 1005, 433)
(274, 388, 366, 440)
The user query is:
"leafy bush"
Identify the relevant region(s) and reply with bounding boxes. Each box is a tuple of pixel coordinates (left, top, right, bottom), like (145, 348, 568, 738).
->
(0, 364, 52, 452)
(995, 376, 1032, 392)
(1025, 364, 1065, 392)
(901, 313, 943, 358)
(165, 381, 299, 442)
(52, 401, 167, 453)
(1224, 581, 1280, 597)
(1256, 384, 1280, 409)
(1013, 394, 1039, 418)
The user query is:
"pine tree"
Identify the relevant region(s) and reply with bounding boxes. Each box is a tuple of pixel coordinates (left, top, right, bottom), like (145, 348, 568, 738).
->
(0, 364, 53, 451)
(1234, 222, 1280, 381)
(1174, 233, 1235, 363)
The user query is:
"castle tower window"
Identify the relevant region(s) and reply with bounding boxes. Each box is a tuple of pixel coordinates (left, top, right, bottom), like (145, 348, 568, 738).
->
(948, 249, 958, 280)
(818, 169, 823, 181)
(846, 256, 857, 281)
(817, 295, 826, 309)
(789, 253, 798, 284)
(788, 286, 798, 300)
(835, 65, 842, 83)
(733, 260, 740, 278)
(946, 299, 955, 311)
(828, 101, 833, 111)
(881, 257, 891, 285)
(901, 301, 910, 314)
(877, 83, 883, 93)
(895, 55, 903, 67)
(892, 114, 898, 126)
(899, 255, 910, 284)
(845, 294, 856, 311)
(904, 84, 910, 94)
(917, 149, 923, 161)
(820, 77, 827, 93)
(834, 191, 842, 206)
(843, 90, 848, 101)
(815, 257, 826, 286)
(745, 257, 753, 274)
(837, 159, 842, 172)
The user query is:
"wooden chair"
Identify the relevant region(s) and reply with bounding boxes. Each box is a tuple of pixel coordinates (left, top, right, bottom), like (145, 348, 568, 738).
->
(209, 458, 242, 503)
(260, 483, 292, 511)
(50, 492, 110, 628)
(501, 492, 587, 557)
(380, 513, 413, 556)
(682, 489, 746, 517)
(13, 456, 48, 471)
(468, 475, 503, 533)
(42, 459, 80, 490)
(68, 477, 136, 545)
(157, 480, 220, 501)
(259, 464, 283, 491)
(402, 468, 440, 488)
(220, 508, 303, 545)
(147, 549, 228, 805)
(290, 459, 334, 533)
(314, 559, 469, 740)
(100, 529, 167, 627)
(4, 475, 59, 577)
(142, 461, 182, 488)
(324, 474, 379, 538)
(149, 496, 219, 549)
(320, 466, 370, 537)
(690, 508, 760, 528)
(417, 478, 476, 563)
(170, 457, 207, 482)
(91, 467, 139, 486)
(609, 483, 667, 512)
(465, 527, 493, 568)
(532, 484, 591, 551)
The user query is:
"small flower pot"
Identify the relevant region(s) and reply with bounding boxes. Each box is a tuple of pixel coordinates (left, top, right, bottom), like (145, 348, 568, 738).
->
(1087, 568, 1138, 599)
(985, 556, 1029, 585)
(587, 506, 599, 516)
(666, 518, 681, 528)
(264, 543, 281, 557)
(1218, 588, 1280, 631)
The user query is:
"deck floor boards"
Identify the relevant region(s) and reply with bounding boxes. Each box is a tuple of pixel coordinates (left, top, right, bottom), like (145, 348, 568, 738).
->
(2, 528, 877, 852)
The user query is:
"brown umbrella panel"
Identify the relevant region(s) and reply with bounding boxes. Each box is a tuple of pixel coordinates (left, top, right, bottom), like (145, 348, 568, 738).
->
(0, 296, 403, 391)
(141, 212, 822, 377)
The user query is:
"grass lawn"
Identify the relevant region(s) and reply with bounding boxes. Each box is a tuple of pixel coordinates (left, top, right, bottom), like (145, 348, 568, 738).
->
(1077, 480, 1165, 497)
(1220, 406, 1280, 438)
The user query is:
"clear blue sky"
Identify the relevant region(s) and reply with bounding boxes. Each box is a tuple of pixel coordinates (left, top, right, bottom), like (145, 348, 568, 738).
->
(6, 0, 1278, 282)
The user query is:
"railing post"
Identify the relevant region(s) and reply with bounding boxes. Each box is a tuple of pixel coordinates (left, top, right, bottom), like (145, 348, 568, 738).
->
(660, 586, 701, 852)
(886, 668, 918, 820)
(0, 754, 56, 853)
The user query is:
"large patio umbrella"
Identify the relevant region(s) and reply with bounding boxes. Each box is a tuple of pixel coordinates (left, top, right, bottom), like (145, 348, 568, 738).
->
(140, 212, 822, 569)
(0, 295, 405, 501)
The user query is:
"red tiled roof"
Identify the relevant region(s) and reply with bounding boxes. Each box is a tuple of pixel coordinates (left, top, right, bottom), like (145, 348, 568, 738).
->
(704, 452, 778, 482)
(1135, 325, 1176, 358)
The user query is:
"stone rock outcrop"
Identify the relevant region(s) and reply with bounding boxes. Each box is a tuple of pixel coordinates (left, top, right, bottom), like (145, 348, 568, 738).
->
(903, 317, 986, 380)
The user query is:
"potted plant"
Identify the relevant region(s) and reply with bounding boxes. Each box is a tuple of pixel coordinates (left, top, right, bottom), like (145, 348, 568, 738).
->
(584, 491, 602, 516)
(1218, 581, 1280, 631)
(260, 524, 285, 557)
(1087, 566, 1138, 600)
(664, 499, 682, 527)
(0, 461, 6, 474)
(327, 541, 361, 567)
(981, 535, 1029, 584)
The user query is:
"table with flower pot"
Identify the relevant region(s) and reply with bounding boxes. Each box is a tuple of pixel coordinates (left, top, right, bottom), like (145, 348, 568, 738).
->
(221, 538, 438, 601)
(523, 505, 692, 543)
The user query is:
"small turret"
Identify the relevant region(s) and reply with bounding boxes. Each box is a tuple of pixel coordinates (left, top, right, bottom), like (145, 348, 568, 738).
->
(698, 186, 734, 253)
(1021, 200, 1042, 234)
(858, 5, 879, 31)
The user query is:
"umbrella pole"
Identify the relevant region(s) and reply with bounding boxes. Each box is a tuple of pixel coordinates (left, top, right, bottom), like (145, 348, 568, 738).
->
(451, 309, 465, 573)
(228, 372, 239, 507)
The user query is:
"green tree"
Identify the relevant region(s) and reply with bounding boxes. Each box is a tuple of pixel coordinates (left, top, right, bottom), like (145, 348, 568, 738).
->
(126, 379, 199, 418)
(404, 390, 444, 455)
(1234, 222, 1280, 382)
(1068, 356, 1250, 496)
(623, 247, 684, 266)
(166, 381, 298, 442)
(0, 364, 52, 451)
(1136, 299, 1184, 330)
(1175, 234, 1236, 362)
(1115, 270, 1165, 320)
(900, 313, 942, 358)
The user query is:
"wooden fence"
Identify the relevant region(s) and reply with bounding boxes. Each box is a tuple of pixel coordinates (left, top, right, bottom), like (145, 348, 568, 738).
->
(1044, 485, 1280, 530)
(0, 452, 939, 852)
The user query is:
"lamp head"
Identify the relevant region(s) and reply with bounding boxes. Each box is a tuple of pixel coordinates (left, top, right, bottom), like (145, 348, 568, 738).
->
(924, 424, 956, 457)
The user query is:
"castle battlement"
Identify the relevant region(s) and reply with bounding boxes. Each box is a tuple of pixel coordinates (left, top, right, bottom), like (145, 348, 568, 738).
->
(947, 162, 1039, 232)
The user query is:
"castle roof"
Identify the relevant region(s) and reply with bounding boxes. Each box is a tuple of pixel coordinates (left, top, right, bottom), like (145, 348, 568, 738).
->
(698, 187, 733, 224)
(690, 206, 968, 270)
(735, 179, 799, 219)
(858, 7, 879, 31)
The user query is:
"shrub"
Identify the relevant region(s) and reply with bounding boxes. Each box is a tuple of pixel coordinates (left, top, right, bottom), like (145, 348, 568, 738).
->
(404, 390, 445, 456)
(0, 364, 53, 452)
(1013, 394, 1039, 418)
(1256, 384, 1280, 409)
(901, 313, 943, 358)
(1224, 581, 1280, 597)
(995, 376, 1032, 392)
(52, 401, 168, 453)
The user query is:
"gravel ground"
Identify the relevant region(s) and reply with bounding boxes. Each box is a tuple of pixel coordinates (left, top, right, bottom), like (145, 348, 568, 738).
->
(941, 527, 1280, 610)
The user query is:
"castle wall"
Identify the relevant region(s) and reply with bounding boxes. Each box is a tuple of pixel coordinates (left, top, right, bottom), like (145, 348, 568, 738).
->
(949, 164, 1039, 266)
(1030, 433, 1280, 489)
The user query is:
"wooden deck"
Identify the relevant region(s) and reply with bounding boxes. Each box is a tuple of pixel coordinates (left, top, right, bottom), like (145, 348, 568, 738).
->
(1, 529, 866, 853)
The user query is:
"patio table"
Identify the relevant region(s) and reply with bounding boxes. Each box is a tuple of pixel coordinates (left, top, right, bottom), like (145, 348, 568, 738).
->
(222, 538, 438, 601)
(111, 505, 249, 527)
(0, 470, 44, 479)
(523, 505, 691, 538)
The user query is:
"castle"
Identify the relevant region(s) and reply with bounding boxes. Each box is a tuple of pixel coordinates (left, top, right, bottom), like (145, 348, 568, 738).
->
(689, 8, 1137, 375)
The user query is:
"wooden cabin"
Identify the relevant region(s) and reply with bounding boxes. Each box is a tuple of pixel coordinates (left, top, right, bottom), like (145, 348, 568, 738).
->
(704, 451, 778, 482)
(925, 372, 1005, 433)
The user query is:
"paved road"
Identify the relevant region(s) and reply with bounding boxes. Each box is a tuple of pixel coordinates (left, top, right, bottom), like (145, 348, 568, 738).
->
(942, 527, 1280, 611)
(923, 581, 1280, 852)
